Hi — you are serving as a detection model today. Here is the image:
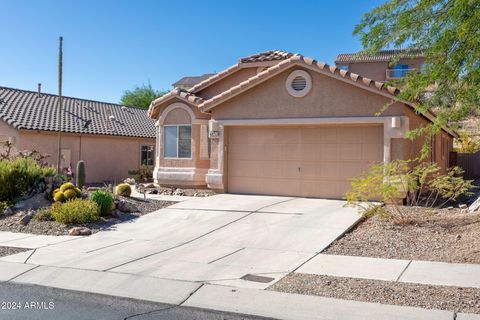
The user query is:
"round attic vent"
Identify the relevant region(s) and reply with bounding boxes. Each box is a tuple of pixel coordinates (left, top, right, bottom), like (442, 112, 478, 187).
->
(286, 70, 312, 97)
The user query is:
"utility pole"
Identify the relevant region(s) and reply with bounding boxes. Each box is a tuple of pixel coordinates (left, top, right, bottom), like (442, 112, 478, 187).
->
(56, 36, 63, 174)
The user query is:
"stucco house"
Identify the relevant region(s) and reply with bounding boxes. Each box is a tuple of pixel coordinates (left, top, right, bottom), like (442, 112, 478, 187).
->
(148, 50, 455, 199)
(0, 86, 156, 183)
(335, 49, 425, 82)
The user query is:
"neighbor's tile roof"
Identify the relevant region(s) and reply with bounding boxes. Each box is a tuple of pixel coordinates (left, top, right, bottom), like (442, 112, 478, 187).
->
(335, 49, 425, 63)
(188, 50, 294, 93)
(240, 50, 294, 63)
(0, 86, 155, 138)
(172, 73, 215, 88)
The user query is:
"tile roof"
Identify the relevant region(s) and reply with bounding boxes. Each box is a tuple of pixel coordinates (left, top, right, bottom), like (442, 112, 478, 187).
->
(198, 54, 402, 111)
(172, 73, 215, 89)
(0, 86, 155, 138)
(239, 50, 294, 63)
(187, 64, 242, 93)
(335, 49, 425, 63)
(187, 50, 293, 94)
(148, 50, 455, 138)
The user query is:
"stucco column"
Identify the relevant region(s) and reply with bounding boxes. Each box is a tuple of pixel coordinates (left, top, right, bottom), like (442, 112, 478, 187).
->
(383, 116, 409, 163)
(153, 120, 161, 184)
(205, 119, 225, 190)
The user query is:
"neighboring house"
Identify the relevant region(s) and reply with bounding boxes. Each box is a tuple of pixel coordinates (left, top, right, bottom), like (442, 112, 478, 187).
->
(335, 49, 425, 82)
(0, 86, 156, 183)
(147, 50, 455, 199)
(172, 74, 215, 90)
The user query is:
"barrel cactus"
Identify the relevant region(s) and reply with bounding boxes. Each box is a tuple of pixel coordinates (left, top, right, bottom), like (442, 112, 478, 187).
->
(53, 191, 66, 202)
(54, 182, 80, 202)
(63, 189, 77, 200)
(60, 182, 75, 193)
(116, 183, 132, 197)
(76, 160, 86, 188)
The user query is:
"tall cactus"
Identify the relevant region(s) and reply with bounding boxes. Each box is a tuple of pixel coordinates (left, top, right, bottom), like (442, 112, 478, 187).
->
(76, 160, 86, 188)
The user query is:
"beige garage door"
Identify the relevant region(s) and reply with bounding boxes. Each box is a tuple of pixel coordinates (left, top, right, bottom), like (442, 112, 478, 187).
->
(227, 125, 383, 198)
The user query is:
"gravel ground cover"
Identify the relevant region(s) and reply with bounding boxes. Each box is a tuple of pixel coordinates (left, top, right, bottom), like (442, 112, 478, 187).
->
(0, 199, 175, 236)
(269, 273, 480, 314)
(324, 207, 480, 264)
(0, 246, 29, 258)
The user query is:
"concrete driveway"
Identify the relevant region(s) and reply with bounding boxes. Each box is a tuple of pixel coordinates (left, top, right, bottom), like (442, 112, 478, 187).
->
(1, 194, 361, 289)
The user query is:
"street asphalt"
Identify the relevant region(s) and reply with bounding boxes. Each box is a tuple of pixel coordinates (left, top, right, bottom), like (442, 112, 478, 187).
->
(0, 282, 274, 320)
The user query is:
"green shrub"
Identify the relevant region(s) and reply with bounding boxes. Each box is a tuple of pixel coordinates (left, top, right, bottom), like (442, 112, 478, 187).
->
(51, 199, 99, 224)
(0, 157, 55, 203)
(116, 183, 132, 197)
(90, 190, 114, 216)
(34, 208, 53, 221)
(345, 159, 474, 224)
(0, 201, 8, 214)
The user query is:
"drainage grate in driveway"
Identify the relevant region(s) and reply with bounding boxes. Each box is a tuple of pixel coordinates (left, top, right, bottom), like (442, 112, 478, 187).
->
(240, 274, 275, 283)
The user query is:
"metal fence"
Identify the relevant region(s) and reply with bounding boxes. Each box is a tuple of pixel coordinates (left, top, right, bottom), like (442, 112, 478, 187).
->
(450, 151, 480, 180)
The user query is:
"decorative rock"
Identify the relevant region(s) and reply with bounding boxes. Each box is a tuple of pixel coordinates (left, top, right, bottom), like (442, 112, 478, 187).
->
(13, 193, 51, 211)
(68, 227, 92, 236)
(173, 188, 185, 196)
(447, 206, 454, 210)
(3, 207, 14, 216)
(459, 204, 467, 209)
(110, 209, 122, 218)
(117, 199, 139, 213)
(124, 178, 135, 185)
(18, 211, 35, 225)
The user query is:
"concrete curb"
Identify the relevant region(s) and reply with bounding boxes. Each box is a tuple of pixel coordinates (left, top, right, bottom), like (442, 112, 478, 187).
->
(183, 284, 456, 320)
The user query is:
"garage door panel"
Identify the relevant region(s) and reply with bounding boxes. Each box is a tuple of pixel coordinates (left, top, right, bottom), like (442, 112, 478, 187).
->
(361, 126, 384, 143)
(339, 144, 362, 160)
(229, 160, 299, 179)
(300, 162, 338, 180)
(228, 177, 301, 196)
(263, 143, 300, 161)
(362, 143, 383, 161)
(228, 125, 383, 199)
(336, 127, 363, 143)
(301, 180, 343, 198)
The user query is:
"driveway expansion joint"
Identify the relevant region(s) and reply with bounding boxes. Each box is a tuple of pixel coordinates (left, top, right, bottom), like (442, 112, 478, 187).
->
(6, 264, 39, 282)
(23, 248, 37, 264)
(208, 248, 245, 264)
(396, 259, 413, 281)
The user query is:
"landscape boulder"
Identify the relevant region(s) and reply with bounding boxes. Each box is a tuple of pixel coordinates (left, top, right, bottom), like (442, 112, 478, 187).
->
(17, 211, 35, 225)
(3, 207, 14, 217)
(116, 199, 139, 213)
(13, 193, 51, 211)
(68, 227, 92, 236)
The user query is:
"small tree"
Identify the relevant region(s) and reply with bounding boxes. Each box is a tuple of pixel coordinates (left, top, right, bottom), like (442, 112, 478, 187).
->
(345, 160, 474, 224)
(119, 83, 166, 109)
(354, 0, 480, 143)
(454, 131, 480, 153)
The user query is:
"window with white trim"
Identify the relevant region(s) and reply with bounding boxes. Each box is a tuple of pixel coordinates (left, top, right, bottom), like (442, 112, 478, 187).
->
(164, 125, 192, 158)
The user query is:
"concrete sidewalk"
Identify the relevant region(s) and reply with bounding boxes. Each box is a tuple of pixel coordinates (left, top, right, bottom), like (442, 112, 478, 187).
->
(297, 254, 480, 288)
(1, 259, 478, 320)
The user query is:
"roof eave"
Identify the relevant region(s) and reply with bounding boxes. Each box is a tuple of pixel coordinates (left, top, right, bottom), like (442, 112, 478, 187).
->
(198, 55, 456, 138)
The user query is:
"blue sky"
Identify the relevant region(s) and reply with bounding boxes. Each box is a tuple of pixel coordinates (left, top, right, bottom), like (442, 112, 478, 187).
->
(1, 0, 385, 103)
